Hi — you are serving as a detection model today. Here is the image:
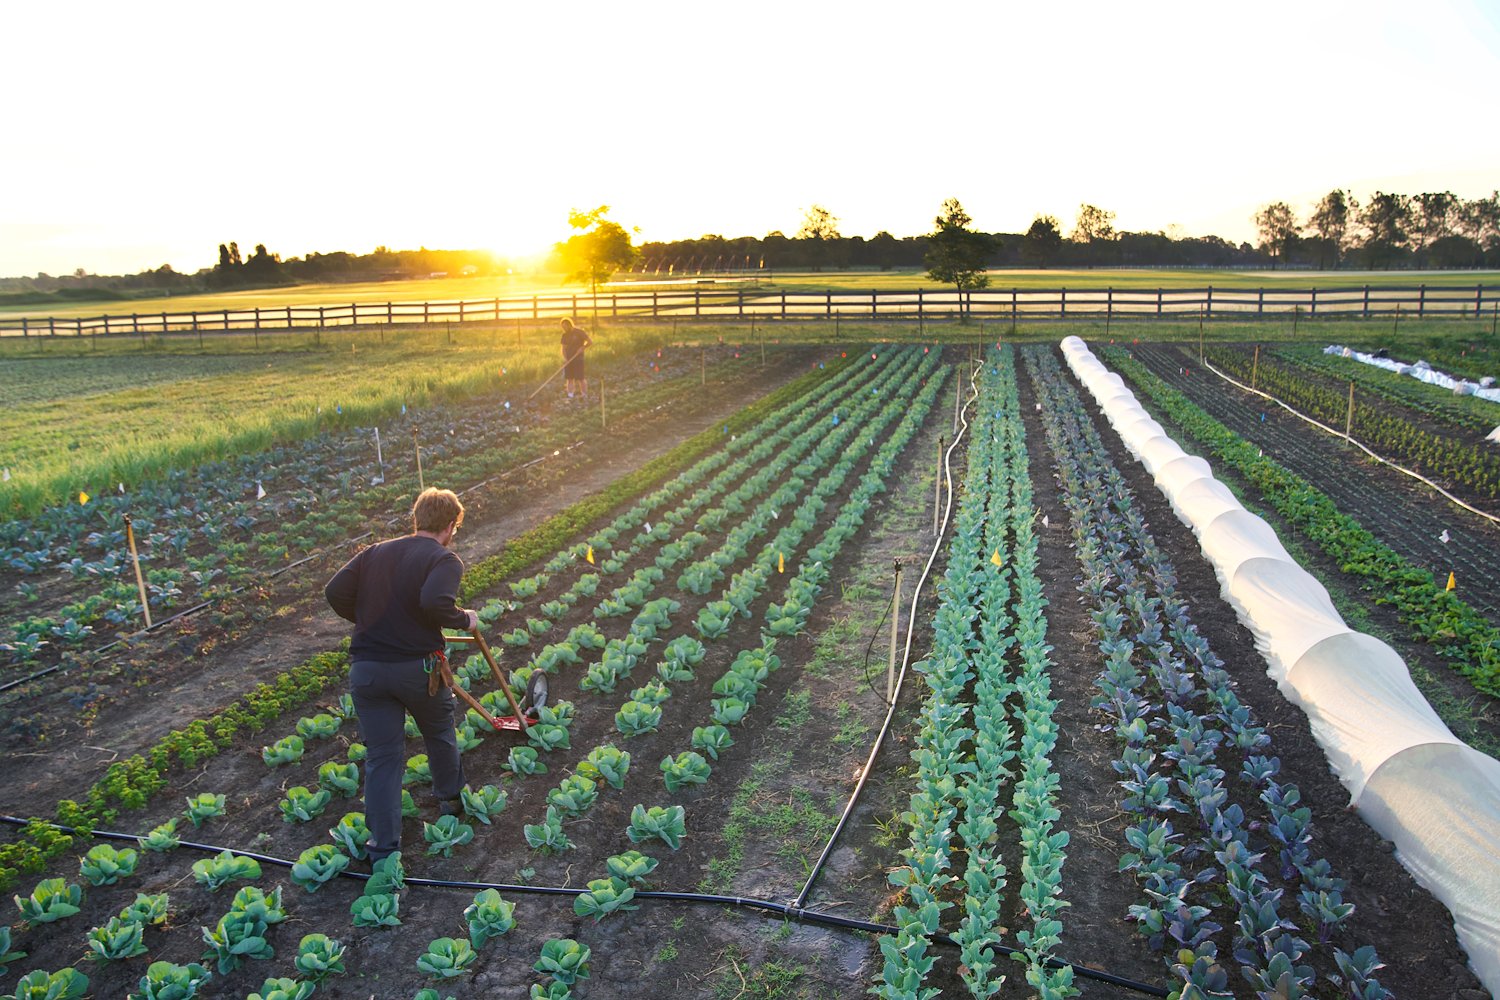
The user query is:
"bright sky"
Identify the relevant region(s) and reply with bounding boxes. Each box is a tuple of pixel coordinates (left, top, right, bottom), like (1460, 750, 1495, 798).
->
(4, 0, 1498, 277)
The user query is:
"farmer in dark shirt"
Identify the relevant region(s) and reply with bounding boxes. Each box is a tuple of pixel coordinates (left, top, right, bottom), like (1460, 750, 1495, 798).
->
(325, 487, 477, 863)
(560, 317, 593, 398)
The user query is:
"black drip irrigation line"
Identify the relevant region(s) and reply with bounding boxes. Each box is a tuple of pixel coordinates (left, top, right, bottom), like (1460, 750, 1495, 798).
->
(0, 815, 1168, 997)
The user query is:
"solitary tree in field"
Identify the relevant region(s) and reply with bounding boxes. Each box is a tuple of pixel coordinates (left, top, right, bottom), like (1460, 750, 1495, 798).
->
(924, 198, 994, 315)
(1307, 189, 1356, 268)
(556, 206, 639, 297)
(796, 204, 841, 271)
(1254, 201, 1300, 269)
(1021, 215, 1063, 267)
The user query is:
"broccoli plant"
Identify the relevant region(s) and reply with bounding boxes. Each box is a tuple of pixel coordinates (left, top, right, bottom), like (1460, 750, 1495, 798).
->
(463, 888, 517, 948)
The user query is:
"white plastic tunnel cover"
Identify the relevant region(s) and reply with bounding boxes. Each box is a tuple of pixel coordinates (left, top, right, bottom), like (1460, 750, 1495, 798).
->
(1057, 335, 1500, 992)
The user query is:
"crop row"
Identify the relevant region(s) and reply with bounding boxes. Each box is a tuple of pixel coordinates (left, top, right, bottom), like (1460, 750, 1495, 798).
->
(1202, 346, 1500, 501)
(0, 348, 947, 997)
(1026, 346, 1390, 999)
(0, 356, 855, 890)
(1107, 348, 1500, 700)
(876, 347, 1071, 1000)
(0, 352, 728, 669)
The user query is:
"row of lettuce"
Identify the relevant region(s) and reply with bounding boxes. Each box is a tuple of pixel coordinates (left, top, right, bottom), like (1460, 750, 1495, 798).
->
(0, 347, 946, 998)
(875, 348, 1072, 1000)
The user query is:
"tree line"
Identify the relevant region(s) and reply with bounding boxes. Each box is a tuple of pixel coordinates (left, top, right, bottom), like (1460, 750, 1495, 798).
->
(1253, 190, 1500, 270)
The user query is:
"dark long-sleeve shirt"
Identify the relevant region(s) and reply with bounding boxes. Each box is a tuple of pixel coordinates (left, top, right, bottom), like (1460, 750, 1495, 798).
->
(325, 535, 468, 662)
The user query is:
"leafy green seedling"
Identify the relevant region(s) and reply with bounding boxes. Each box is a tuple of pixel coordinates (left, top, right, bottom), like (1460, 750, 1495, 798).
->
(127, 960, 212, 1000)
(317, 760, 361, 798)
(614, 700, 662, 736)
(659, 751, 711, 793)
(329, 812, 370, 860)
(290, 845, 349, 892)
(14, 877, 83, 924)
(350, 892, 401, 928)
(183, 793, 226, 827)
(295, 714, 341, 740)
(85, 916, 148, 961)
(691, 724, 734, 761)
(627, 804, 687, 850)
(191, 851, 261, 891)
(416, 937, 478, 979)
(293, 933, 346, 981)
(572, 878, 637, 921)
(577, 745, 630, 789)
(605, 850, 659, 884)
(463, 888, 517, 948)
(534, 938, 591, 986)
(460, 784, 508, 824)
(523, 806, 573, 854)
(423, 815, 475, 857)
(261, 735, 305, 767)
(246, 978, 314, 1000)
(278, 786, 332, 823)
(3, 968, 89, 1000)
(138, 819, 180, 853)
(79, 844, 139, 886)
(506, 746, 548, 776)
(546, 775, 598, 818)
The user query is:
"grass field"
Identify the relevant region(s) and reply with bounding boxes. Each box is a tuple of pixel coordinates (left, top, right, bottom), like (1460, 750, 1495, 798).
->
(5, 268, 1497, 320)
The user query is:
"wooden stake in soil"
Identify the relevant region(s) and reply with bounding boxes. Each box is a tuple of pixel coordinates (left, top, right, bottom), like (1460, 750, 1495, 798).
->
(413, 429, 424, 491)
(600, 377, 606, 430)
(934, 436, 944, 535)
(887, 560, 903, 703)
(124, 514, 152, 629)
(953, 371, 962, 434)
(1199, 319, 1205, 364)
(701, 344, 706, 386)
(1251, 344, 1260, 390)
(1345, 381, 1355, 441)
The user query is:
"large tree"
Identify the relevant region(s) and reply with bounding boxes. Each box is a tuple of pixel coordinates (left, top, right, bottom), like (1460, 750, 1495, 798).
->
(1021, 215, 1063, 267)
(1306, 189, 1356, 268)
(1411, 191, 1458, 252)
(796, 204, 841, 270)
(1359, 192, 1413, 268)
(1071, 203, 1116, 243)
(1254, 201, 1301, 269)
(556, 206, 638, 295)
(924, 198, 993, 313)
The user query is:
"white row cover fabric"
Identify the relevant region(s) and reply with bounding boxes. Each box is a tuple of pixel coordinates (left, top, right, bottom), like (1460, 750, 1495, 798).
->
(1061, 336, 1500, 990)
(1322, 344, 1500, 443)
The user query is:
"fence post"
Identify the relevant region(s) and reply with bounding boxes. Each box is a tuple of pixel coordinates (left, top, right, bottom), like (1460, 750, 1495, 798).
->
(612, 293, 618, 318)
(1258, 288, 1264, 316)
(1476, 284, 1483, 319)
(254, 307, 261, 333)
(494, 297, 500, 322)
(1310, 287, 1317, 317)
(533, 295, 539, 320)
(20, 317, 27, 338)
(223, 308, 229, 332)
(388, 301, 394, 325)
(826, 290, 832, 318)
(1107, 287, 1113, 326)
(918, 289, 924, 326)
(191, 311, 198, 334)
(132, 313, 139, 335)
(1157, 288, 1163, 316)
(1363, 285, 1370, 318)
(1418, 284, 1426, 318)
(1206, 285, 1213, 319)
(423, 301, 429, 325)
(1060, 287, 1066, 318)
(459, 299, 466, 324)
(652, 290, 658, 318)
(871, 289, 877, 319)
(694, 288, 700, 318)
(1011, 288, 1017, 332)
(737, 288, 744, 318)
(49, 317, 55, 336)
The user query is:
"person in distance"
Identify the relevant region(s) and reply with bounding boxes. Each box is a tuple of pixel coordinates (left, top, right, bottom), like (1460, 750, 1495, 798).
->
(560, 316, 593, 399)
(324, 487, 477, 863)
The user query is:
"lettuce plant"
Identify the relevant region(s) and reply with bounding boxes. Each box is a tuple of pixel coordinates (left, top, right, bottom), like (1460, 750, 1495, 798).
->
(546, 775, 598, 818)
(126, 960, 212, 1000)
(506, 746, 548, 777)
(691, 725, 734, 761)
(199, 910, 275, 974)
(261, 735, 305, 767)
(0, 926, 25, 976)
(14, 877, 83, 924)
(577, 745, 630, 789)
(614, 700, 662, 736)
(523, 807, 573, 854)
(279, 785, 332, 823)
(629, 679, 672, 707)
(350, 892, 401, 928)
(626, 804, 687, 850)
(329, 812, 370, 860)
(246, 978, 314, 1000)
(317, 760, 361, 797)
(290, 844, 349, 891)
(139, 819, 180, 853)
(183, 793, 226, 828)
(191, 851, 261, 891)
(3, 968, 88, 1000)
(295, 713, 340, 740)
(534, 938, 591, 986)
(463, 888, 517, 948)
(710, 697, 750, 726)
(86, 915, 148, 961)
(660, 752, 711, 793)
(572, 878, 637, 921)
(403, 754, 431, 786)
(347, 742, 367, 762)
(120, 892, 170, 927)
(79, 843, 139, 886)
(416, 937, 478, 979)
(460, 784, 508, 824)
(422, 815, 475, 857)
(293, 933, 346, 981)
(605, 850, 658, 883)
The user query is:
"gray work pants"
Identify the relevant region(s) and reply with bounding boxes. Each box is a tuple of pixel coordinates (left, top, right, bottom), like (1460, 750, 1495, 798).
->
(350, 658, 465, 861)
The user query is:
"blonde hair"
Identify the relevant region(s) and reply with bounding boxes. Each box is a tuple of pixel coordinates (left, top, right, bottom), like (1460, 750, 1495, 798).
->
(412, 488, 465, 533)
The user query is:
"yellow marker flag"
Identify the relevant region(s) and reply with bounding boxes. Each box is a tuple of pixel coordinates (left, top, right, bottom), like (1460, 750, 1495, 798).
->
(991, 548, 1003, 567)
(585, 545, 595, 565)
(778, 552, 785, 574)
(1446, 571, 1456, 591)
(78, 491, 90, 505)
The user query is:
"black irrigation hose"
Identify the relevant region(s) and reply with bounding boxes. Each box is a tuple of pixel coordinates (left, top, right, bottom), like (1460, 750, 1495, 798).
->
(0, 815, 1168, 997)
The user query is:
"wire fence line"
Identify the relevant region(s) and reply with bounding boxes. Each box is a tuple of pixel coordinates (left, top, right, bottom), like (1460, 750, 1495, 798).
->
(3, 283, 1498, 338)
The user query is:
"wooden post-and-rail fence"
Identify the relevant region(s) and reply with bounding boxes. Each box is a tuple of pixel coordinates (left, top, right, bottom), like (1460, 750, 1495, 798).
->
(3, 283, 1496, 338)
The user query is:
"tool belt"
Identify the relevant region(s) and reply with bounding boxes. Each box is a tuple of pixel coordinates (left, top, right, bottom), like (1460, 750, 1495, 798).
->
(424, 649, 451, 697)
